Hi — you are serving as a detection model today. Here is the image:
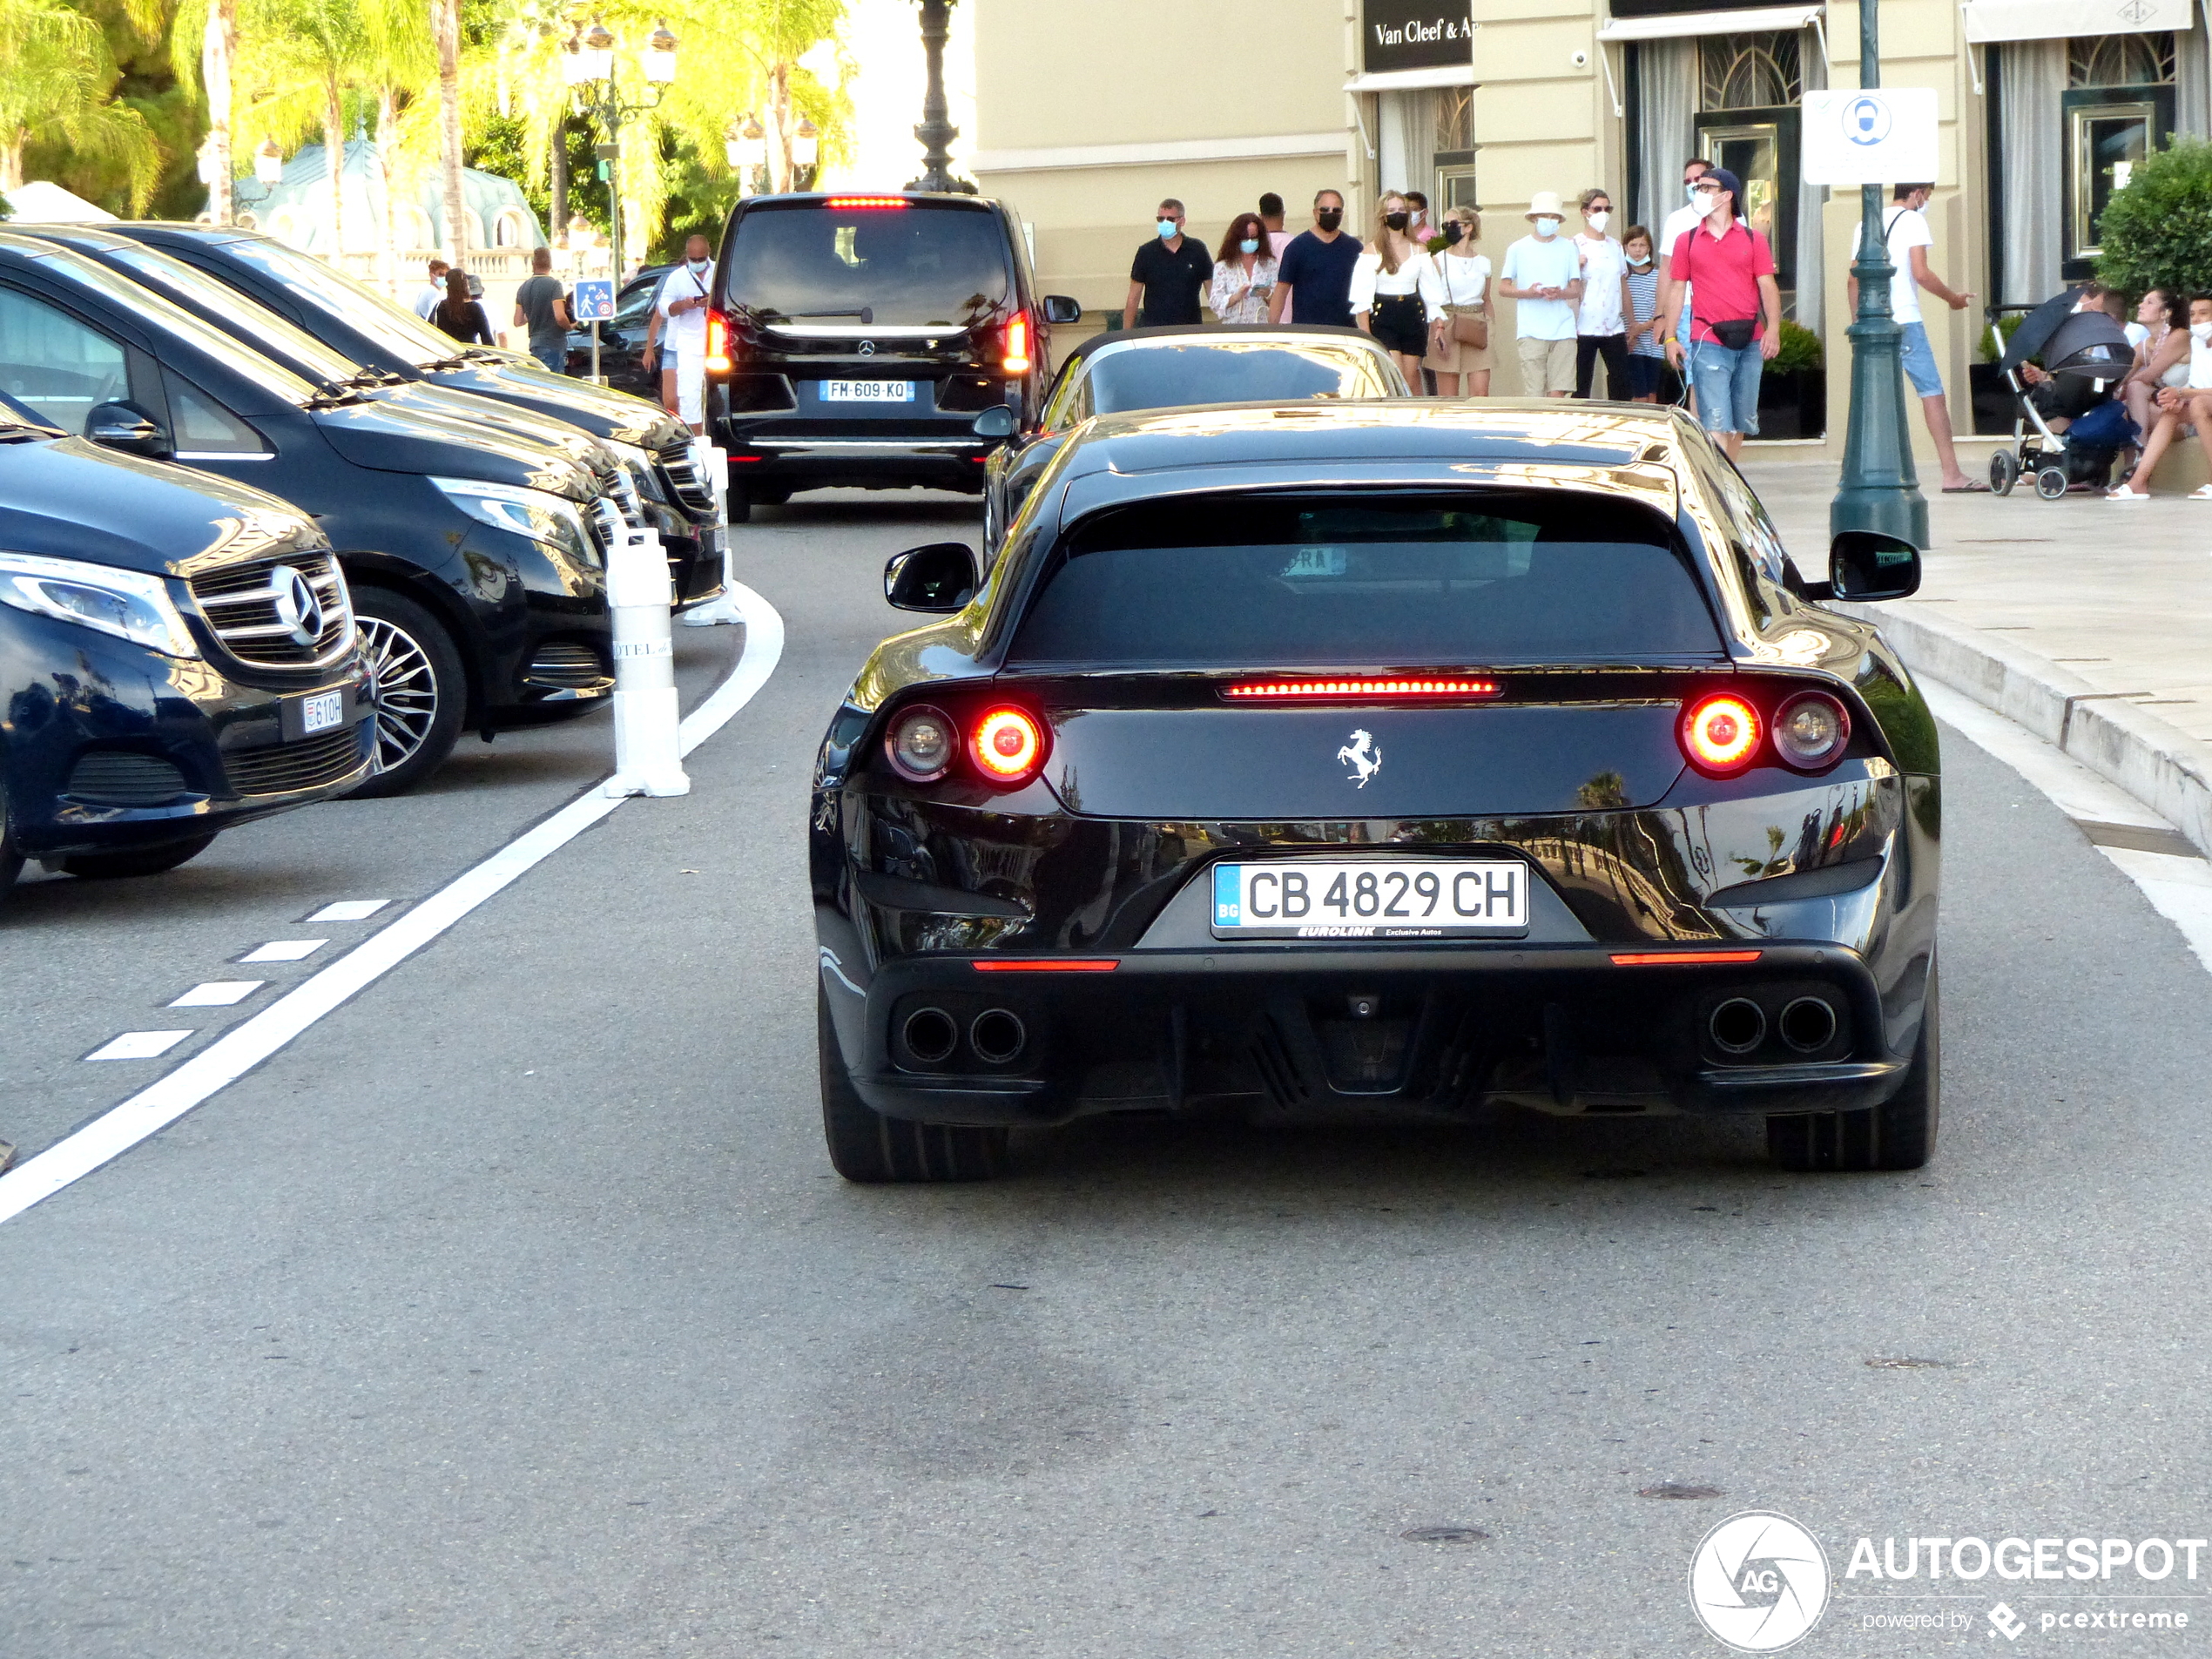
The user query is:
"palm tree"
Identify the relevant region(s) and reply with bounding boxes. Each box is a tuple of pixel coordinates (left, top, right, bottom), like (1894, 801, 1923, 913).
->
(432, 0, 464, 266)
(0, 0, 160, 206)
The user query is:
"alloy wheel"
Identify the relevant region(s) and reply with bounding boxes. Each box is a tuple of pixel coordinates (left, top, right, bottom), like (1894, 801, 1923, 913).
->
(358, 616, 440, 774)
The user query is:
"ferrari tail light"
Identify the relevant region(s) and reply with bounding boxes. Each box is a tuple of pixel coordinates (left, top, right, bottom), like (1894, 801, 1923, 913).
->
(704, 308, 733, 374)
(1001, 311, 1032, 374)
(1682, 693, 1761, 772)
(969, 705, 1048, 786)
(1772, 691, 1851, 771)
(886, 705, 955, 783)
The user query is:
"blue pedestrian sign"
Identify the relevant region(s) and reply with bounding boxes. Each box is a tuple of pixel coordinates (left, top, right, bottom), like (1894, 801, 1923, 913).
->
(574, 278, 615, 323)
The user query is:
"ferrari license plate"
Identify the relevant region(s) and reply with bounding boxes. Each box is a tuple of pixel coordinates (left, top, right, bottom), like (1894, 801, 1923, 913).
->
(819, 380, 913, 401)
(1210, 859, 1529, 941)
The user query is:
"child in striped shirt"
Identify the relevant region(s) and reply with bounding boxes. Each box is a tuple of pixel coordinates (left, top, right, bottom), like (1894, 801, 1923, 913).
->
(1622, 226, 1666, 403)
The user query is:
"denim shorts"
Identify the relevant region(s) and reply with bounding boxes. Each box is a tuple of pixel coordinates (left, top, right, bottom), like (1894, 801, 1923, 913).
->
(1898, 321, 1943, 398)
(1688, 338, 1763, 436)
(530, 341, 567, 375)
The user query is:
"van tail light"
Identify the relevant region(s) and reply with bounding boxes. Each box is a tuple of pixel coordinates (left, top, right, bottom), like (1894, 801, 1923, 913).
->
(1681, 692, 1761, 772)
(1001, 310, 1032, 375)
(704, 308, 733, 374)
(1772, 691, 1851, 771)
(969, 705, 1048, 786)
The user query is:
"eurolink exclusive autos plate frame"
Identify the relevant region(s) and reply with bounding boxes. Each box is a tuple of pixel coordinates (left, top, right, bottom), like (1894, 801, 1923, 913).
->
(1210, 857, 1530, 941)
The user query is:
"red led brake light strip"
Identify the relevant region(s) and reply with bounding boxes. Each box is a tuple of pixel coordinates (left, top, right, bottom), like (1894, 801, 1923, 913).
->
(973, 960, 1119, 974)
(823, 196, 908, 209)
(1609, 950, 1764, 967)
(1222, 678, 1502, 701)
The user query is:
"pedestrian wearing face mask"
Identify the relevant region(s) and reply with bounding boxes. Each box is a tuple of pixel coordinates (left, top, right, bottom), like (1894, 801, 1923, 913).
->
(1269, 190, 1365, 329)
(1209, 212, 1278, 324)
(1123, 199, 1213, 330)
(1350, 192, 1447, 386)
(1571, 188, 1631, 400)
(643, 233, 717, 434)
(1662, 167, 1780, 460)
(1659, 158, 1716, 363)
(1498, 192, 1583, 397)
(1424, 206, 1494, 396)
(1404, 191, 1434, 244)
(1621, 226, 1667, 402)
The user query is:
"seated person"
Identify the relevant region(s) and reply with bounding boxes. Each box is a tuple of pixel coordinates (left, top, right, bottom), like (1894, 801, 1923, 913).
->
(2110, 292, 2212, 501)
(2122, 288, 2190, 448)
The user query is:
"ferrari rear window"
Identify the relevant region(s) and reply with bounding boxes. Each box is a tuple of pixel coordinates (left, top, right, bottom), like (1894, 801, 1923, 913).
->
(1006, 492, 1723, 668)
(1085, 341, 1399, 413)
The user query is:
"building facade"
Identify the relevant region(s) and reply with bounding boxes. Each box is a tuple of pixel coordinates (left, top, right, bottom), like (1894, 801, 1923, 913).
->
(971, 0, 2208, 460)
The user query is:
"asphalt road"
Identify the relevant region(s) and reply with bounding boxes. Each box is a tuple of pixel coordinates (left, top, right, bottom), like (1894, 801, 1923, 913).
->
(5, 493, 2212, 1657)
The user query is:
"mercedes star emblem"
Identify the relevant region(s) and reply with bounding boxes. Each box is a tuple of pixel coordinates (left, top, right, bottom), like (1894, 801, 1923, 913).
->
(269, 563, 326, 648)
(858, 340, 877, 356)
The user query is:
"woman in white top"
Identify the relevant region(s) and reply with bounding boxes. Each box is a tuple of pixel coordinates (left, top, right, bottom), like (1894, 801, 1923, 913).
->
(1207, 211, 1278, 325)
(1571, 186, 1632, 400)
(1349, 192, 1447, 388)
(2121, 288, 2184, 441)
(2112, 293, 2212, 500)
(1423, 205, 1494, 396)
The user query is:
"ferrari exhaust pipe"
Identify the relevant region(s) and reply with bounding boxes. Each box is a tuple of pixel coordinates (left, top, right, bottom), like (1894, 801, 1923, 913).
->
(1777, 995, 1838, 1054)
(902, 1007, 959, 1065)
(1708, 997, 1767, 1055)
(969, 1008, 1028, 1065)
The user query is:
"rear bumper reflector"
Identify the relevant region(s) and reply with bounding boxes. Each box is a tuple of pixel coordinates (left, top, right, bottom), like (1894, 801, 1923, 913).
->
(1609, 950, 1764, 967)
(973, 959, 1119, 974)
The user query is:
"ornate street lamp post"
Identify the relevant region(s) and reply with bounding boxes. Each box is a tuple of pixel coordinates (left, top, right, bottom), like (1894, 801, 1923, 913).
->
(565, 17, 678, 280)
(1830, 0, 1927, 548)
(907, 0, 972, 193)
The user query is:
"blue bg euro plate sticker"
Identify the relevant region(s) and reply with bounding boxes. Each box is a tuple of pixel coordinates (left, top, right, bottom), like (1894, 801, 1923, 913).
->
(1213, 863, 1241, 926)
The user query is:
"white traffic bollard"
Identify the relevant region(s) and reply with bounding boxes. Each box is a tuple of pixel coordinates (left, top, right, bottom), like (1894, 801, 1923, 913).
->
(681, 439, 744, 629)
(602, 516, 691, 797)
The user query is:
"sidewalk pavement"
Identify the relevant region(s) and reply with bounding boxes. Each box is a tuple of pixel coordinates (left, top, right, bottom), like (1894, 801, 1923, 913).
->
(1738, 457, 2212, 860)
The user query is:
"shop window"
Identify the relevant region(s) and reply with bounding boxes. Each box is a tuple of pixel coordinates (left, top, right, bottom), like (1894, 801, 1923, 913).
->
(2060, 32, 2173, 276)
(1433, 84, 1475, 211)
(1694, 30, 1801, 293)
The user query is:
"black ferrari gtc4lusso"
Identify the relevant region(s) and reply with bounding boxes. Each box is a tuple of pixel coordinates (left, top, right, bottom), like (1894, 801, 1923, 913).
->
(810, 401, 1939, 1181)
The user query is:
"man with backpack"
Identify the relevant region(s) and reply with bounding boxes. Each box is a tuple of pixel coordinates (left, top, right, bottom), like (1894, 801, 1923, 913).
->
(1661, 167, 1780, 459)
(1845, 182, 1983, 491)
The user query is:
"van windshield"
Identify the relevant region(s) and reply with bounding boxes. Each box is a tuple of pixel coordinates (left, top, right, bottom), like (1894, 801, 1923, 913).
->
(216, 236, 461, 367)
(725, 201, 1010, 327)
(1007, 492, 1725, 669)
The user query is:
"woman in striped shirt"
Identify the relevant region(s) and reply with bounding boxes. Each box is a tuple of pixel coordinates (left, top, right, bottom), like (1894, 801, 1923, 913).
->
(1621, 225, 1667, 403)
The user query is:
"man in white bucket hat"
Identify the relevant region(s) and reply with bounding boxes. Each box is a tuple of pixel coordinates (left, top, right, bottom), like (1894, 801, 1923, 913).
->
(1497, 191, 1584, 396)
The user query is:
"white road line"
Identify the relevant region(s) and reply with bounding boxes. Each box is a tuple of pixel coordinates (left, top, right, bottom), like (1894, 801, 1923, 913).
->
(239, 940, 327, 963)
(0, 581, 786, 1227)
(308, 900, 391, 922)
(168, 981, 265, 1008)
(1924, 679, 2212, 973)
(85, 1031, 193, 1062)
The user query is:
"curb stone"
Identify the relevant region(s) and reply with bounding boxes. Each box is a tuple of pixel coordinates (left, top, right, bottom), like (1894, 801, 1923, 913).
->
(1835, 600, 2212, 861)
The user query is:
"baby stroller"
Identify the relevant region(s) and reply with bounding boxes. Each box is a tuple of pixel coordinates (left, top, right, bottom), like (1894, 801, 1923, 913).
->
(1987, 290, 2138, 499)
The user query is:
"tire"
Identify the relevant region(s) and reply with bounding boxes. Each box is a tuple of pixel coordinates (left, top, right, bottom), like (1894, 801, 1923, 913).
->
(748, 482, 792, 507)
(0, 783, 23, 908)
(725, 487, 753, 525)
(1768, 966, 1939, 1172)
(342, 587, 465, 799)
(1989, 448, 2018, 496)
(818, 986, 1008, 1182)
(58, 833, 217, 880)
(2034, 464, 2069, 501)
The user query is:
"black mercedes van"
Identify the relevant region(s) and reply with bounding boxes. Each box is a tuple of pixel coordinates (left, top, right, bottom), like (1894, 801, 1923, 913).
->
(706, 192, 1080, 512)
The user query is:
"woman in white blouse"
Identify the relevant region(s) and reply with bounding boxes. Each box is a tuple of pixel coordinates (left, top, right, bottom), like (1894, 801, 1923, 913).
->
(1207, 212, 1278, 325)
(1349, 192, 1446, 388)
(1425, 205, 1494, 396)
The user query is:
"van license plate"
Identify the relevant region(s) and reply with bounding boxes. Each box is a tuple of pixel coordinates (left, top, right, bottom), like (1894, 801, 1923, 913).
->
(299, 691, 345, 734)
(819, 380, 913, 401)
(1210, 859, 1528, 941)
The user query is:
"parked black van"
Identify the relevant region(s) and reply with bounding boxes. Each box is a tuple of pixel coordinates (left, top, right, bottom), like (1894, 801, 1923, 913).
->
(0, 230, 617, 795)
(103, 225, 723, 556)
(0, 392, 371, 901)
(705, 192, 1081, 511)
(16, 224, 714, 610)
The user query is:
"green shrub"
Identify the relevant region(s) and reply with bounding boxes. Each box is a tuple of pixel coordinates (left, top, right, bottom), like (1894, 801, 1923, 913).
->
(2097, 137, 2212, 298)
(1978, 311, 2027, 363)
(1764, 318, 1824, 376)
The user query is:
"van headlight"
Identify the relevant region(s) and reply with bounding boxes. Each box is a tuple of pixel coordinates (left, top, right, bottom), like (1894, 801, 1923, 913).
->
(0, 551, 199, 658)
(430, 477, 595, 565)
(602, 440, 664, 507)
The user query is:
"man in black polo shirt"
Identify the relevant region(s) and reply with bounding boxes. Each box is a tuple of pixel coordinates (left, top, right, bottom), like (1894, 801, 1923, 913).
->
(1123, 198, 1212, 328)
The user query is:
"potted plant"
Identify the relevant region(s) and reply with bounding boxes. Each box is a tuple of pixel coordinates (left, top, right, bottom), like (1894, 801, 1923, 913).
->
(1756, 320, 1824, 439)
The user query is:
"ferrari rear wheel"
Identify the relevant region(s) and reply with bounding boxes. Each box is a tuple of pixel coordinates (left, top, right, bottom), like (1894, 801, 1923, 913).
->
(1768, 967, 1939, 1172)
(818, 987, 1009, 1182)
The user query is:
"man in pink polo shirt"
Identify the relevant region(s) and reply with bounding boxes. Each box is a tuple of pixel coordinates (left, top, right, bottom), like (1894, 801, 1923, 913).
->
(1660, 167, 1782, 459)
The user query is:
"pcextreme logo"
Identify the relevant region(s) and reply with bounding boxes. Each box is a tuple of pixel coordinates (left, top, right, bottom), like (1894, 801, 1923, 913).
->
(1689, 1511, 1831, 1652)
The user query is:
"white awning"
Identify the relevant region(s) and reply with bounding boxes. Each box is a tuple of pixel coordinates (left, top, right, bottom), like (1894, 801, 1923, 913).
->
(1344, 64, 1476, 91)
(1598, 3, 1820, 38)
(1960, 0, 2190, 41)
